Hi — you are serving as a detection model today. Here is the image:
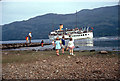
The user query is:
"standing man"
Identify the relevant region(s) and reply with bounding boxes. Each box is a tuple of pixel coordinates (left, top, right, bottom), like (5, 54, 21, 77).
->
(29, 32, 32, 43)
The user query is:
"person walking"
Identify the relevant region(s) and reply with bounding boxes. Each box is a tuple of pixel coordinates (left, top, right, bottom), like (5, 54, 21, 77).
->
(55, 37, 61, 56)
(29, 32, 32, 43)
(61, 36, 65, 54)
(68, 38, 75, 55)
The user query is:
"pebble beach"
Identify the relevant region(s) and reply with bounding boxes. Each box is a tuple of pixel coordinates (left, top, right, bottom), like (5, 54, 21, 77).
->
(2, 50, 120, 80)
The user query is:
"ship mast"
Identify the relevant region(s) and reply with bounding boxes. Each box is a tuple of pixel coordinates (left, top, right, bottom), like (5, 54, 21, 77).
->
(75, 10, 78, 28)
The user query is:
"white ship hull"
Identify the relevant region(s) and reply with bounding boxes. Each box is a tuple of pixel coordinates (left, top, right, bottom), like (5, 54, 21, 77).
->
(49, 32, 93, 40)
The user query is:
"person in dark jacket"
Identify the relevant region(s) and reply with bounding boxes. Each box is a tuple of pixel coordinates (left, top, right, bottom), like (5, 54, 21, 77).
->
(41, 40, 44, 47)
(61, 36, 65, 54)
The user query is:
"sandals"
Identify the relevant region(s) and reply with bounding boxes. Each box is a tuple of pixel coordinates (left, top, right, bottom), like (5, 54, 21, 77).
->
(57, 53, 59, 56)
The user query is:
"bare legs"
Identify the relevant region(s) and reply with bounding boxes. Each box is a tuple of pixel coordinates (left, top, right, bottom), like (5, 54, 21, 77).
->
(56, 48, 73, 56)
(56, 49, 59, 56)
(71, 49, 73, 54)
(69, 49, 71, 54)
(62, 48, 64, 54)
(69, 49, 73, 55)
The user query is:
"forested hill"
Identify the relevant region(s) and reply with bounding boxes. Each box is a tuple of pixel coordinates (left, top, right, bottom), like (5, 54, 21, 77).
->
(2, 5, 119, 41)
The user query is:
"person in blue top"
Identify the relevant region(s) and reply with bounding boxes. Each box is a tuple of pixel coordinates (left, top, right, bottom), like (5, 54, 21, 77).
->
(55, 37, 61, 56)
(61, 36, 65, 54)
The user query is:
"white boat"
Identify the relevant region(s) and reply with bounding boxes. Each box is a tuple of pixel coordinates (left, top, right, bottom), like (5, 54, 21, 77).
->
(49, 24, 93, 40)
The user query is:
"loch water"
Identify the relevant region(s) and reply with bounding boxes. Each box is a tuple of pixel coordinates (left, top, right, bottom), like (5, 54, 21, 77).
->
(1, 36, 120, 51)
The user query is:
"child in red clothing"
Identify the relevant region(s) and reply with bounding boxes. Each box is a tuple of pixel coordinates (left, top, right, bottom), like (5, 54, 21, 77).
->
(26, 36, 29, 43)
(41, 40, 44, 47)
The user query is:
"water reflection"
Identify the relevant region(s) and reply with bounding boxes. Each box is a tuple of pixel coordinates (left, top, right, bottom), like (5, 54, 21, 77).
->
(74, 38, 93, 46)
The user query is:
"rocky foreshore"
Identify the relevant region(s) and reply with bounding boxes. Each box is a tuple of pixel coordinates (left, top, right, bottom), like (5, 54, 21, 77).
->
(1, 43, 51, 49)
(2, 50, 120, 80)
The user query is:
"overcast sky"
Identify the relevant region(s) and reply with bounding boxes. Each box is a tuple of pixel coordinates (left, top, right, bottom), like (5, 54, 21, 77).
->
(1, 0, 119, 25)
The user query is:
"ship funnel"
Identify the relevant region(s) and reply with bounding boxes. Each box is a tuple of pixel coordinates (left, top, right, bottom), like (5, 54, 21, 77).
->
(59, 24, 63, 31)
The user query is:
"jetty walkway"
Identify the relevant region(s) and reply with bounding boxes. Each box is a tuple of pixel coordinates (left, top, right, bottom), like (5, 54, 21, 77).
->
(1, 43, 51, 49)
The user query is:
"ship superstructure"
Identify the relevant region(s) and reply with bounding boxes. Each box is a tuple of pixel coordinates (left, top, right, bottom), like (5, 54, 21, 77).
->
(49, 24, 93, 40)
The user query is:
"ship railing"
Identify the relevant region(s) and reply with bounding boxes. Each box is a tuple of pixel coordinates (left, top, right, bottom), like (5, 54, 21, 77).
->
(58, 34, 62, 35)
(49, 34, 57, 36)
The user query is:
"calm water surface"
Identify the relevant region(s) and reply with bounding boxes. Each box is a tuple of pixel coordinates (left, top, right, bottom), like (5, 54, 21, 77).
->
(2, 36, 120, 51)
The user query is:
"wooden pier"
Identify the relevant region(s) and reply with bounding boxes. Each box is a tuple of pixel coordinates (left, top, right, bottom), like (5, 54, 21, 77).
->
(1, 43, 51, 49)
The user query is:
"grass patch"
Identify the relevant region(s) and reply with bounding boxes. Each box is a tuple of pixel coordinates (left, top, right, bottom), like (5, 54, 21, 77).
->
(2, 50, 56, 64)
(2, 50, 120, 64)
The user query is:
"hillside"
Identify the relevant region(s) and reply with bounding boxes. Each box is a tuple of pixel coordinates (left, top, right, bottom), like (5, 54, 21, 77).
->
(2, 5, 119, 41)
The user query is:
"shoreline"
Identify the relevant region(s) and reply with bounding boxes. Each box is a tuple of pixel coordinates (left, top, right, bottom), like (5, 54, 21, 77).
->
(1, 43, 119, 52)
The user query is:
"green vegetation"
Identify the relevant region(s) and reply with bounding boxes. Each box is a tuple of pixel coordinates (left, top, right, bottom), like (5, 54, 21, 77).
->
(2, 50, 120, 64)
(2, 51, 56, 64)
(2, 5, 119, 41)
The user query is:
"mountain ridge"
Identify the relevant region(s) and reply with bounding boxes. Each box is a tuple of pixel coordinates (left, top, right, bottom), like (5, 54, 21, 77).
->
(2, 5, 119, 41)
